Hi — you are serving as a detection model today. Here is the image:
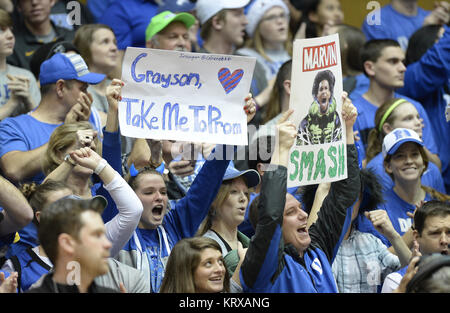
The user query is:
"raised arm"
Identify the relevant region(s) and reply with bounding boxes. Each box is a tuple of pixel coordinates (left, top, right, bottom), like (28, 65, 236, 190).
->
(164, 95, 257, 238)
(70, 147, 143, 257)
(365, 210, 412, 267)
(308, 93, 360, 262)
(239, 110, 297, 291)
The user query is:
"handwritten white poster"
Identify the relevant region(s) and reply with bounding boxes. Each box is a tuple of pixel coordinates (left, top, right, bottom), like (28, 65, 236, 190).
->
(288, 34, 346, 187)
(118, 47, 256, 145)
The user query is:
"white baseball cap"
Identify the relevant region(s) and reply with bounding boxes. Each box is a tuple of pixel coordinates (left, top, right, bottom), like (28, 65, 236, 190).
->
(195, 0, 251, 24)
(382, 128, 424, 158)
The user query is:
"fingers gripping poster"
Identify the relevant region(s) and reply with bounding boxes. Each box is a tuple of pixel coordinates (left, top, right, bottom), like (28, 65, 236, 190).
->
(118, 47, 256, 145)
(288, 34, 347, 187)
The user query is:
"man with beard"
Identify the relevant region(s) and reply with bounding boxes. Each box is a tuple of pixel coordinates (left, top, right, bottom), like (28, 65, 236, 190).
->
(297, 69, 342, 145)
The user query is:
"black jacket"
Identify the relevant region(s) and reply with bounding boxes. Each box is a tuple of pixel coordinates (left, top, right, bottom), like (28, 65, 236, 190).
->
(26, 272, 118, 293)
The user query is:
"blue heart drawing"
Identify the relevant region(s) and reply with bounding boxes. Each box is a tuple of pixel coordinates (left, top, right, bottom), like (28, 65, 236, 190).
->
(218, 68, 244, 94)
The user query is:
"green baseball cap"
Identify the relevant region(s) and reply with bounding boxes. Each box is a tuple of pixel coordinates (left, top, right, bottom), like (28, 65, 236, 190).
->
(145, 10, 196, 42)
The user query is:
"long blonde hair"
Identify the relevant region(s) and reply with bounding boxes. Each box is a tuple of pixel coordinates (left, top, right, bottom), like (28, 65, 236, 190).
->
(196, 178, 250, 236)
(42, 122, 98, 175)
(245, 24, 292, 62)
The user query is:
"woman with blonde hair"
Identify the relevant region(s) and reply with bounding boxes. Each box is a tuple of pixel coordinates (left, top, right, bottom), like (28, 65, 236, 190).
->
(365, 98, 444, 193)
(197, 167, 260, 277)
(160, 237, 230, 293)
(237, 0, 292, 82)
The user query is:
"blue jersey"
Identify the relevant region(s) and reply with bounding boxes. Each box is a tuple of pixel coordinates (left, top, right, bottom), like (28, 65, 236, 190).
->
(116, 146, 231, 292)
(240, 146, 359, 293)
(397, 26, 450, 193)
(366, 152, 446, 193)
(356, 188, 433, 247)
(352, 94, 437, 155)
(362, 4, 430, 50)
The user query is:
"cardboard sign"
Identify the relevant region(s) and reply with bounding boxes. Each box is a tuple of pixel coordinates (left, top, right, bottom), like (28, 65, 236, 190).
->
(118, 47, 256, 145)
(288, 34, 346, 187)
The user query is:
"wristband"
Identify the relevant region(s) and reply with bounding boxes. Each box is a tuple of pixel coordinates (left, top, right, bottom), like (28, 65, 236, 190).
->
(64, 154, 76, 166)
(94, 159, 107, 175)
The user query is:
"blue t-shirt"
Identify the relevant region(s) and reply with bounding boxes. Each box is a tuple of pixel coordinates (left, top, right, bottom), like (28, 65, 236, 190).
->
(366, 152, 446, 193)
(348, 74, 370, 101)
(0, 112, 102, 183)
(352, 93, 437, 155)
(0, 115, 60, 183)
(357, 188, 432, 247)
(362, 4, 430, 50)
(99, 0, 159, 50)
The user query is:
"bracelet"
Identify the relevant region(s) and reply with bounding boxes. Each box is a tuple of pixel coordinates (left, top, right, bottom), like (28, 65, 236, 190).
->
(64, 154, 76, 166)
(94, 159, 107, 175)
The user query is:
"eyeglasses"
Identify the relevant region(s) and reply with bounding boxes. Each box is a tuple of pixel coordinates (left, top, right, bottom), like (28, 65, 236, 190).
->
(261, 12, 288, 23)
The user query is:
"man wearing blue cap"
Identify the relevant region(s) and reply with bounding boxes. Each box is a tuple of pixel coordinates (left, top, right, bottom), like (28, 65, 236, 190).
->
(0, 52, 105, 184)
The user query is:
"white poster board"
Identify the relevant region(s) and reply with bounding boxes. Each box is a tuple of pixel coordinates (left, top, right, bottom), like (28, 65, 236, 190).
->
(288, 34, 346, 187)
(118, 47, 256, 145)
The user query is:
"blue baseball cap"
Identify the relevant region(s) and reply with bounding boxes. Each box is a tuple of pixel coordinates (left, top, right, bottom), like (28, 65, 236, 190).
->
(223, 166, 261, 188)
(382, 128, 424, 158)
(39, 52, 106, 86)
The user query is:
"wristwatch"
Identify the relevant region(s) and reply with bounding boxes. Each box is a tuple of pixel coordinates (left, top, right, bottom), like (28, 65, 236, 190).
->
(64, 154, 76, 166)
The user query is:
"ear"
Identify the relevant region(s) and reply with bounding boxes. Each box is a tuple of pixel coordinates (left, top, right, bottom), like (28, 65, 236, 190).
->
(283, 79, 291, 96)
(363, 60, 376, 77)
(211, 14, 224, 31)
(58, 233, 76, 256)
(49, 0, 56, 8)
(412, 229, 419, 241)
(55, 79, 66, 98)
(145, 40, 153, 49)
(384, 160, 393, 175)
(308, 11, 319, 23)
(382, 123, 393, 135)
(35, 211, 41, 223)
(256, 162, 266, 176)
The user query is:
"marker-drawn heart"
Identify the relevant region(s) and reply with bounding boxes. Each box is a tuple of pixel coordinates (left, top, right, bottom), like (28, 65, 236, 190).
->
(218, 68, 244, 94)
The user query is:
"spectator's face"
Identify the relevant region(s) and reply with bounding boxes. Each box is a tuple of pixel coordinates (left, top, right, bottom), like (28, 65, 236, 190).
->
(0, 26, 15, 57)
(414, 214, 450, 255)
(73, 211, 112, 277)
(18, 0, 55, 25)
(135, 173, 168, 229)
(63, 80, 89, 109)
(216, 177, 249, 228)
(89, 28, 118, 73)
(316, 79, 331, 113)
(371, 46, 406, 89)
(193, 248, 226, 293)
(221, 8, 248, 47)
(282, 193, 311, 254)
(150, 21, 191, 52)
(388, 102, 423, 139)
(384, 142, 425, 183)
(309, 0, 343, 27)
(258, 6, 289, 45)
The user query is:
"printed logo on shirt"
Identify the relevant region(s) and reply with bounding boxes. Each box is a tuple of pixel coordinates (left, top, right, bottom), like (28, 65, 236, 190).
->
(311, 258, 323, 275)
(25, 50, 35, 57)
(398, 217, 412, 233)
